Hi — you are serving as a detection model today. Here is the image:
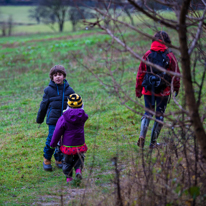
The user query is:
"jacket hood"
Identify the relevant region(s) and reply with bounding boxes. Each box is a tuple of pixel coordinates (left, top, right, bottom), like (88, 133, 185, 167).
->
(49, 79, 70, 88)
(151, 41, 167, 52)
(63, 108, 87, 124)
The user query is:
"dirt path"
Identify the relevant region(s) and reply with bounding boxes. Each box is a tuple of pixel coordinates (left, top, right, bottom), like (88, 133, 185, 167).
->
(33, 187, 91, 206)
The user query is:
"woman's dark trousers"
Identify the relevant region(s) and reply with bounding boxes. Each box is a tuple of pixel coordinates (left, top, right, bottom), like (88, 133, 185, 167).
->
(139, 95, 169, 147)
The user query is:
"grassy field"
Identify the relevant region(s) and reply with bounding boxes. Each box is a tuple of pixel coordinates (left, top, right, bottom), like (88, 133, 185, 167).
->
(1, 6, 206, 206)
(0, 28, 143, 205)
(0, 23, 184, 205)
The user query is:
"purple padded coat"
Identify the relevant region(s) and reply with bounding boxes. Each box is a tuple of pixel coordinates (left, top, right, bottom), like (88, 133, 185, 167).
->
(50, 108, 88, 148)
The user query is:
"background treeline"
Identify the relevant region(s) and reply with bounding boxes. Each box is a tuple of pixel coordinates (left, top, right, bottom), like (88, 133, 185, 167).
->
(0, 0, 137, 35)
(0, 0, 204, 10)
(0, 0, 109, 6)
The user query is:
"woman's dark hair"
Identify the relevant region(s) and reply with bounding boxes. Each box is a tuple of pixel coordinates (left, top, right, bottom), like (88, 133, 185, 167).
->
(153, 31, 171, 44)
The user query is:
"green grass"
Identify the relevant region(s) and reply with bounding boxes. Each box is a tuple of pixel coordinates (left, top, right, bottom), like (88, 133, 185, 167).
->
(0, 7, 206, 205)
(0, 28, 144, 205)
(1, 26, 180, 204)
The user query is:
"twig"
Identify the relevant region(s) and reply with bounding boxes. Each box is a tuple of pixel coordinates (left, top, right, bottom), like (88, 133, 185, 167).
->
(188, 5, 206, 55)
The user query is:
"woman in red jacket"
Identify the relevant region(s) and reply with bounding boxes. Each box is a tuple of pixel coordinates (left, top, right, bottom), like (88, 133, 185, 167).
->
(136, 31, 180, 149)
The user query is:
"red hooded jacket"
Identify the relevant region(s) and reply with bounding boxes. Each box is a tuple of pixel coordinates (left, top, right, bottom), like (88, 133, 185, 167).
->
(135, 41, 180, 97)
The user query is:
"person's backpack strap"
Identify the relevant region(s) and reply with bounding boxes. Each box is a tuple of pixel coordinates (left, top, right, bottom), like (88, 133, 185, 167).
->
(167, 93, 171, 104)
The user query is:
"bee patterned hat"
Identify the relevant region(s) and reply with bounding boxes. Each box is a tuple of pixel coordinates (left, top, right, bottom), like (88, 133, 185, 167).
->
(67, 93, 83, 108)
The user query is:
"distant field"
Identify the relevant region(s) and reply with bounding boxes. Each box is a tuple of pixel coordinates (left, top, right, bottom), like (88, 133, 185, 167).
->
(12, 21, 77, 34)
(0, 6, 178, 35)
(0, 6, 78, 34)
(0, 6, 35, 24)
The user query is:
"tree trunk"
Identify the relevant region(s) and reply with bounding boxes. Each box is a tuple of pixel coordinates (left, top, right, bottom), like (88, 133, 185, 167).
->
(59, 22, 63, 32)
(178, 0, 206, 158)
(72, 22, 76, 32)
(57, 8, 66, 33)
(2, 22, 6, 36)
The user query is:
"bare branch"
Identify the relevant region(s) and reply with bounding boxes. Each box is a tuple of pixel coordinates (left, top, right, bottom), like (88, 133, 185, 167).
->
(127, 0, 177, 30)
(179, 0, 206, 158)
(92, 8, 180, 50)
(188, 6, 206, 55)
(197, 64, 206, 107)
(97, 23, 181, 77)
(169, 52, 189, 114)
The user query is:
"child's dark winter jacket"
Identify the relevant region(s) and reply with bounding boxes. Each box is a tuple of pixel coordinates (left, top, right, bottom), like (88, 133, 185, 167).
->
(50, 108, 88, 153)
(36, 79, 75, 125)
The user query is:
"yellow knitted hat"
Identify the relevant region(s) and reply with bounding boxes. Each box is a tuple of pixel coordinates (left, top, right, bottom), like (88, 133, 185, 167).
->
(67, 93, 83, 108)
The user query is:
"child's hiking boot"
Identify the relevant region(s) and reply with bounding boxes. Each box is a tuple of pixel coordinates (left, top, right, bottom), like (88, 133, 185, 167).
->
(43, 157, 52, 171)
(75, 169, 82, 180)
(137, 136, 145, 148)
(67, 177, 73, 183)
(55, 160, 63, 168)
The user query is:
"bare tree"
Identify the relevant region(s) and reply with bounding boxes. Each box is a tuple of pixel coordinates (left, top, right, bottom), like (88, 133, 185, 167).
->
(7, 15, 13, 36)
(65, 1, 206, 204)
(28, 7, 41, 24)
(0, 14, 14, 36)
(1, 21, 6, 36)
(80, 0, 206, 158)
(68, 7, 84, 32)
(29, 0, 70, 32)
(68, 7, 95, 31)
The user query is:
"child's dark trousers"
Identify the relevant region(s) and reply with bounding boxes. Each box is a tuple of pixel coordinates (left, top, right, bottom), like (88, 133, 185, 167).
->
(43, 125, 63, 161)
(63, 153, 84, 178)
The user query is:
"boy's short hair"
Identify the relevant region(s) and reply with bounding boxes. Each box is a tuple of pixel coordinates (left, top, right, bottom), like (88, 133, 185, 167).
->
(153, 31, 171, 44)
(49, 65, 67, 80)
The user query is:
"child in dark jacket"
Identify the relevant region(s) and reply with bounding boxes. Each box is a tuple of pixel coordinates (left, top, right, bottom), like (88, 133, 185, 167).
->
(36, 65, 75, 171)
(50, 93, 88, 183)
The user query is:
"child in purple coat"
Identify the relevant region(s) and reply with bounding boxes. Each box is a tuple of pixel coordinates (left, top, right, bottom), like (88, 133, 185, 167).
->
(50, 93, 88, 183)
